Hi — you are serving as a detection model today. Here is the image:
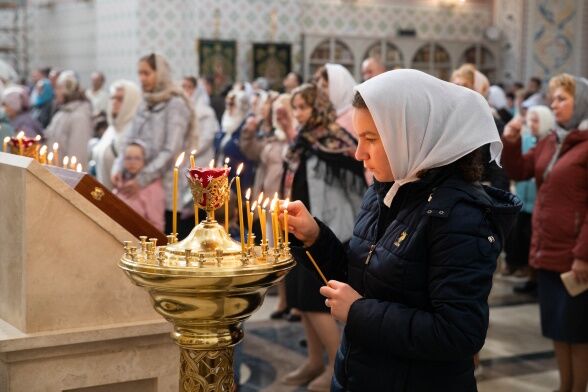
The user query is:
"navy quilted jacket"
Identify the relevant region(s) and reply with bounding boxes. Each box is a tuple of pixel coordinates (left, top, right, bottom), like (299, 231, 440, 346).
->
(294, 169, 521, 391)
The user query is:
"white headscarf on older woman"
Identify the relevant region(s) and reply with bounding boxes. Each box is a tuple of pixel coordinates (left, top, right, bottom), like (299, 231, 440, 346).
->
(354, 69, 502, 206)
(325, 63, 357, 116)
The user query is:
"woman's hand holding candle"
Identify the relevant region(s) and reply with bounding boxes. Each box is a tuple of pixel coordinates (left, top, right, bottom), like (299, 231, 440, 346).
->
(281, 200, 319, 247)
(319, 280, 363, 323)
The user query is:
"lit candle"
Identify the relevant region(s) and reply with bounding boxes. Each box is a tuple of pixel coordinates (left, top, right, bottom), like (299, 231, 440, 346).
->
(70, 156, 77, 170)
(39, 145, 47, 164)
(235, 163, 245, 252)
(190, 149, 196, 169)
(245, 188, 252, 247)
(3, 136, 10, 152)
(273, 192, 281, 245)
(63, 156, 69, 169)
(261, 197, 270, 245)
(76, 163, 82, 172)
(52, 142, 59, 165)
(224, 157, 230, 232)
(16, 131, 24, 155)
(47, 151, 54, 165)
(283, 198, 289, 245)
(208, 159, 215, 168)
(34, 135, 41, 160)
(173, 152, 186, 237)
(250, 201, 257, 246)
(270, 198, 279, 250)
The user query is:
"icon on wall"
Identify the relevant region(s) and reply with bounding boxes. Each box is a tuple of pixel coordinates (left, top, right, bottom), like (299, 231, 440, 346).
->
(253, 43, 291, 91)
(198, 39, 237, 94)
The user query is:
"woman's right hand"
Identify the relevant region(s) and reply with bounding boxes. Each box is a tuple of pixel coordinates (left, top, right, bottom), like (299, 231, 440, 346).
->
(281, 200, 320, 247)
(503, 116, 524, 142)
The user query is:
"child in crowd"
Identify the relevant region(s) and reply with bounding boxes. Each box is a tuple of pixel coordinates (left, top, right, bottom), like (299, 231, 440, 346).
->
(114, 141, 165, 232)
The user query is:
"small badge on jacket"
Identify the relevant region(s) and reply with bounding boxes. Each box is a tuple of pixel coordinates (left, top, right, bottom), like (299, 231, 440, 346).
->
(394, 231, 408, 247)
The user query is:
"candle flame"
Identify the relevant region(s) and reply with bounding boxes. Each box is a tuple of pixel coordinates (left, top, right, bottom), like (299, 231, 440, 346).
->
(34, 135, 41, 141)
(76, 163, 82, 172)
(63, 156, 69, 166)
(257, 192, 264, 204)
(251, 201, 257, 211)
(175, 151, 185, 167)
(47, 151, 54, 162)
(224, 157, 230, 165)
(236, 162, 244, 176)
(52, 142, 58, 150)
(245, 188, 251, 200)
(262, 197, 270, 209)
(190, 149, 197, 155)
(208, 159, 215, 168)
(70, 156, 77, 166)
(270, 198, 277, 211)
(39, 145, 47, 155)
(16, 131, 24, 139)
(284, 198, 290, 209)
(3, 136, 10, 143)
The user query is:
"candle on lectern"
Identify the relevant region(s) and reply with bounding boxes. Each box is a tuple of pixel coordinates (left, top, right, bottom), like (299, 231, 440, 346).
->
(190, 149, 196, 169)
(63, 156, 69, 168)
(34, 135, 41, 160)
(224, 157, 230, 232)
(76, 163, 82, 173)
(173, 151, 185, 237)
(249, 201, 257, 246)
(16, 131, 24, 155)
(257, 192, 265, 243)
(261, 197, 270, 245)
(70, 156, 77, 170)
(283, 198, 289, 245)
(235, 163, 245, 252)
(270, 198, 279, 250)
(47, 151, 54, 165)
(245, 188, 252, 247)
(3, 136, 10, 152)
(39, 145, 47, 164)
(52, 143, 59, 165)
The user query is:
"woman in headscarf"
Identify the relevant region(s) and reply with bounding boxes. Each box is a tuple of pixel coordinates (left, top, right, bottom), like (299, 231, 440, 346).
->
(44, 70, 93, 164)
(1, 85, 43, 138)
(91, 80, 141, 190)
(502, 74, 588, 392)
(315, 64, 357, 137)
(29, 69, 55, 128)
(283, 70, 521, 391)
(280, 83, 366, 392)
(112, 53, 196, 236)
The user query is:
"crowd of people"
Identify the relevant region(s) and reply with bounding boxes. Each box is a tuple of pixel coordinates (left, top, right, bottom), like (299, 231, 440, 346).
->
(1, 53, 586, 392)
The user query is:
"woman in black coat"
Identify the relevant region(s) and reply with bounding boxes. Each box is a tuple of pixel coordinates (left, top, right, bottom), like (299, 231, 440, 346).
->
(283, 70, 521, 391)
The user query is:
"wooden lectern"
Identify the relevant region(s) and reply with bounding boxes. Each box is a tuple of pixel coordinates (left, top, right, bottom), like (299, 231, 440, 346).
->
(0, 153, 178, 391)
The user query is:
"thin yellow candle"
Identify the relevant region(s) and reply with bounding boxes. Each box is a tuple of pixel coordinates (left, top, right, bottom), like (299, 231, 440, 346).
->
(224, 157, 230, 232)
(47, 151, 54, 165)
(283, 198, 289, 245)
(39, 145, 47, 164)
(190, 149, 196, 169)
(235, 163, 245, 252)
(173, 152, 185, 237)
(261, 197, 270, 244)
(76, 163, 82, 172)
(305, 251, 329, 285)
(52, 142, 59, 165)
(270, 198, 280, 250)
(70, 156, 77, 170)
(250, 201, 257, 246)
(34, 135, 41, 160)
(16, 131, 24, 155)
(2, 136, 9, 152)
(257, 192, 265, 243)
(272, 193, 281, 246)
(63, 156, 69, 169)
(245, 188, 252, 247)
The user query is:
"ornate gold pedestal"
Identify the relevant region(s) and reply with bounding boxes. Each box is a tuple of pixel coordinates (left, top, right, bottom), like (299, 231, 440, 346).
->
(119, 166, 294, 391)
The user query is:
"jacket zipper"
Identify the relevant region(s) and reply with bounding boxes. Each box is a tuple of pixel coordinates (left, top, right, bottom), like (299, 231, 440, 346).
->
(365, 244, 377, 265)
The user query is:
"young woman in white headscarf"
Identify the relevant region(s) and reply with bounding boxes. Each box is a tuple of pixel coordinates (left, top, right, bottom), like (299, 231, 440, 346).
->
(112, 53, 196, 236)
(91, 80, 141, 190)
(315, 64, 357, 137)
(502, 74, 588, 392)
(282, 70, 521, 391)
(280, 83, 366, 391)
(44, 70, 93, 164)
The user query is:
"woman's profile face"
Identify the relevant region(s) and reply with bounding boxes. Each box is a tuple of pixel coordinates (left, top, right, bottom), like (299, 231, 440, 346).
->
(527, 112, 540, 137)
(550, 87, 574, 125)
(352, 107, 394, 182)
(291, 94, 312, 125)
(138, 60, 157, 93)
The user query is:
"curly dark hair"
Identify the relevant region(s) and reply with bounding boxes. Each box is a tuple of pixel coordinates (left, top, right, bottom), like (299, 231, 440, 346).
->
(352, 91, 485, 182)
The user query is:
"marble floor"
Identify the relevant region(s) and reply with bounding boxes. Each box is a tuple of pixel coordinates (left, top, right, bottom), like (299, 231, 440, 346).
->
(236, 273, 561, 391)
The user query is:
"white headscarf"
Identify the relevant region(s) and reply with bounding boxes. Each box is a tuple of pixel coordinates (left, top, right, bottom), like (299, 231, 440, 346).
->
(107, 80, 141, 133)
(526, 105, 555, 140)
(488, 85, 508, 110)
(355, 69, 502, 207)
(325, 63, 356, 116)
